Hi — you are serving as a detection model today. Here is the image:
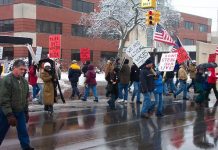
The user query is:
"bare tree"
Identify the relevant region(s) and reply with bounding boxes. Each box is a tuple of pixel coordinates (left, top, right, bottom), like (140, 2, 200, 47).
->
(80, 0, 180, 57)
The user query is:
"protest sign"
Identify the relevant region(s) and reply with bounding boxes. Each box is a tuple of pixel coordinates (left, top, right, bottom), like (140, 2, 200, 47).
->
(80, 48, 90, 62)
(158, 53, 178, 71)
(0, 47, 3, 59)
(35, 46, 42, 63)
(176, 47, 189, 64)
(125, 41, 150, 67)
(208, 53, 216, 62)
(49, 34, 61, 58)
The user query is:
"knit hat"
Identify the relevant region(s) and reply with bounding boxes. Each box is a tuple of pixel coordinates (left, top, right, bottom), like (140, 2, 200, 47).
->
(44, 62, 51, 67)
(72, 60, 77, 64)
(145, 58, 153, 65)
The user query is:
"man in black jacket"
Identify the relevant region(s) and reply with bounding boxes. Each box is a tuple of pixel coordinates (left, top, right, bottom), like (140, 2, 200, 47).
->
(68, 60, 82, 99)
(130, 63, 141, 104)
(140, 59, 155, 118)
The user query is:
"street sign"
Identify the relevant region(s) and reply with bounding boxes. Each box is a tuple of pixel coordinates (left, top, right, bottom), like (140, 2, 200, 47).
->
(141, 0, 156, 9)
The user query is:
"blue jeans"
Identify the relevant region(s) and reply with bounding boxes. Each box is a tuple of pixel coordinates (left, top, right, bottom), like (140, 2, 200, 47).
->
(154, 93, 163, 114)
(132, 82, 141, 102)
(175, 80, 187, 98)
(0, 108, 30, 149)
(38, 83, 44, 104)
(32, 84, 40, 99)
(141, 92, 155, 114)
(71, 82, 80, 97)
(118, 83, 129, 101)
(84, 85, 98, 100)
(166, 78, 176, 93)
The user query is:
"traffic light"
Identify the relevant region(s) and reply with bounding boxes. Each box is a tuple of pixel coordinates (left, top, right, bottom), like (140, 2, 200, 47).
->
(154, 10, 161, 23)
(145, 10, 161, 25)
(145, 10, 155, 25)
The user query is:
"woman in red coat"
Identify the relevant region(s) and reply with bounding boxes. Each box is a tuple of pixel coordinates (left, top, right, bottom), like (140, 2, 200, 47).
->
(205, 68, 218, 106)
(28, 64, 40, 101)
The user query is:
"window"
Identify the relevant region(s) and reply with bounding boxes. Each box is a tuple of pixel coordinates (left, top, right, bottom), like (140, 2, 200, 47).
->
(184, 21, 194, 31)
(183, 38, 195, 45)
(2, 47, 13, 60)
(72, 24, 87, 37)
(36, 0, 62, 8)
(101, 51, 117, 60)
(0, 0, 13, 5)
(0, 20, 14, 32)
(199, 24, 208, 32)
(71, 49, 93, 61)
(37, 20, 62, 34)
(72, 0, 94, 13)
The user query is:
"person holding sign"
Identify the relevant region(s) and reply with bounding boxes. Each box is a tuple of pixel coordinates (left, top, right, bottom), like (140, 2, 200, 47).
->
(173, 63, 189, 100)
(140, 59, 155, 118)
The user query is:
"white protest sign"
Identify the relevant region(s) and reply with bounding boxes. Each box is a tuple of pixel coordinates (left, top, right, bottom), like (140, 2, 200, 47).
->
(158, 53, 178, 71)
(35, 46, 42, 63)
(125, 41, 150, 67)
(0, 47, 3, 59)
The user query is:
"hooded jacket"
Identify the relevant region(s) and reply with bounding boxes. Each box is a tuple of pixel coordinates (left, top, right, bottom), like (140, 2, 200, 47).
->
(140, 67, 155, 93)
(119, 64, 130, 84)
(85, 64, 97, 85)
(68, 63, 81, 83)
(178, 65, 188, 81)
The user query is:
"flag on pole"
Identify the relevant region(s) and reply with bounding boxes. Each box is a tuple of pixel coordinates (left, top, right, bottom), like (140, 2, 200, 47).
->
(153, 23, 175, 45)
(172, 36, 190, 64)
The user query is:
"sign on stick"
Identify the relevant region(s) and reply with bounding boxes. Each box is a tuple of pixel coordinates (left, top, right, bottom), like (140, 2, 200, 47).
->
(158, 53, 178, 71)
(49, 34, 61, 58)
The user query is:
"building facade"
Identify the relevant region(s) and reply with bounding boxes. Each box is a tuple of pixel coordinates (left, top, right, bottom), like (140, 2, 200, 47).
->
(0, 0, 118, 68)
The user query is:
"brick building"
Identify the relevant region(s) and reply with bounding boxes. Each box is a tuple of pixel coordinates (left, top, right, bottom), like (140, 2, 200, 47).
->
(0, 0, 118, 68)
(0, 1, 212, 67)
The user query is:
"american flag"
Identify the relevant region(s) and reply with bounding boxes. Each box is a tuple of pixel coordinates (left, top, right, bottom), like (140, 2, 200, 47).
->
(153, 23, 175, 45)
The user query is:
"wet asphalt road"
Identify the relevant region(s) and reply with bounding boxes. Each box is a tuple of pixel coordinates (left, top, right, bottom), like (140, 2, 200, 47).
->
(1, 94, 218, 150)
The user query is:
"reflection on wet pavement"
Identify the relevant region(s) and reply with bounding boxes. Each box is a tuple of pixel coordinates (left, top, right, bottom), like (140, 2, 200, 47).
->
(1, 98, 218, 150)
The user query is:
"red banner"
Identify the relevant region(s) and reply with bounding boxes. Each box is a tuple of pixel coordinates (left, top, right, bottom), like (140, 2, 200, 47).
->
(176, 47, 189, 64)
(49, 34, 61, 58)
(208, 53, 216, 62)
(80, 48, 90, 62)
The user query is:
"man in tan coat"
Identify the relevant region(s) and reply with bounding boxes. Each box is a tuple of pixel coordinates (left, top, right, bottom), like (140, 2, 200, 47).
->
(174, 63, 189, 100)
(187, 61, 196, 92)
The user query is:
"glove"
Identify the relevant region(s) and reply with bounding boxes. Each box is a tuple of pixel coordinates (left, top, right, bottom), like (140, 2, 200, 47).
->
(7, 113, 17, 127)
(25, 112, 29, 123)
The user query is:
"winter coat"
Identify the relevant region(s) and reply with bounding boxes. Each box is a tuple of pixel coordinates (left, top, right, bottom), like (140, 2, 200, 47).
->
(109, 71, 119, 96)
(28, 65, 37, 86)
(154, 74, 163, 94)
(85, 64, 97, 86)
(119, 64, 130, 84)
(178, 65, 188, 81)
(165, 71, 174, 79)
(68, 63, 81, 83)
(41, 71, 54, 105)
(188, 63, 196, 79)
(207, 68, 217, 84)
(140, 67, 155, 93)
(0, 73, 29, 115)
(104, 62, 114, 80)
(82, 61, 90, 75)
(130, 64, 140, 82)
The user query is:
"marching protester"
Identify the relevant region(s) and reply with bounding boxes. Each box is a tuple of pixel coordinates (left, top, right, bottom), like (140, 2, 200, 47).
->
(104, 58, 114, 97)
(28, 63, 40, 102)
(68, 60, 82, 100)
(41, 62, 54, 114)
(205, 67, 218, 107)
(153, 71, 164, 117)
(140, 58, 155, 118)
(0, 60, 34, 150)
(81, 64, 99, 102)
(130, 63, 141, 104)
(187, 60, 197, 92)
(82, 60, 90, 76)
(165, 71, 177, 94)
(117, 59, 130, 103)
(36, 63, 44, 105)
(174, 63, 189, 100)
(107, 67, 120, 110)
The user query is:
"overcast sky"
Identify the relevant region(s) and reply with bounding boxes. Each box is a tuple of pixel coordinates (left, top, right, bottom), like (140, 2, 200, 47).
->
(172, 0, 218, 31)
